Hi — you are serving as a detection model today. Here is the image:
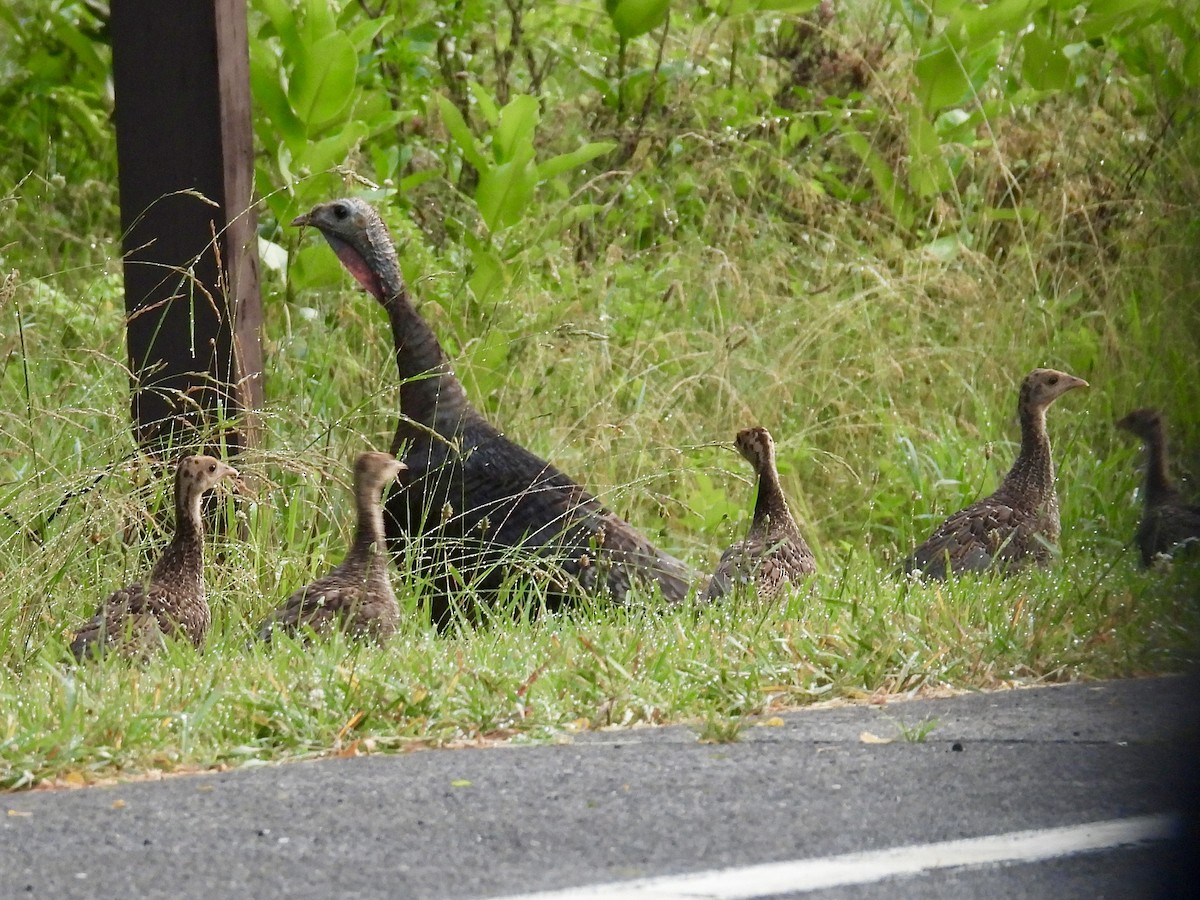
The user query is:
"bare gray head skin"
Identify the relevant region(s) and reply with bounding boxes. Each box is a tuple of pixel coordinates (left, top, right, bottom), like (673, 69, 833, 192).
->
(1116, 407, 1164, 444)
(1019, 368, 1089, 415)
(734, 426, 775, 472)
(292, 199, 401, 303)
(291, 198, 470, 442)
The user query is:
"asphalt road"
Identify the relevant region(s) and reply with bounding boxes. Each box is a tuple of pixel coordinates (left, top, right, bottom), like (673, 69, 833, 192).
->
(2, 676, 1195, 899)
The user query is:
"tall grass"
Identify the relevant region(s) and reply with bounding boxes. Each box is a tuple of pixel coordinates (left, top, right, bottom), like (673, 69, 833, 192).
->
(1, 7, 1199, 788)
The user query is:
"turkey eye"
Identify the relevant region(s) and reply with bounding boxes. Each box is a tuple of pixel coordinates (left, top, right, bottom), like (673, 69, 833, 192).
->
(1047, 376, 1058, 385)
(333, 203, 349, 220)
(208, 464, 217, 473)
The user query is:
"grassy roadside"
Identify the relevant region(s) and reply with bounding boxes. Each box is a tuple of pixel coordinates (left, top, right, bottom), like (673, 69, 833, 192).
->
(3, 5, 1200, 790)
(2, 186, 1196, 787)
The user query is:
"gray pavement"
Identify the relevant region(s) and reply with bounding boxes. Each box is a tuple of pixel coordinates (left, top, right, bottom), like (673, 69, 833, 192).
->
(2, 676, 1195, 899)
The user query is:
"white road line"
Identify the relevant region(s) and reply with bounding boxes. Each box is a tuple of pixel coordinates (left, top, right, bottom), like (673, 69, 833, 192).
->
(495, 814, 1177, 900)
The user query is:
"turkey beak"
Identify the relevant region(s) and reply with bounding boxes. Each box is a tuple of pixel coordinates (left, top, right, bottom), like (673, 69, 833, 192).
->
(1066, 375, 1089, 392)
(290, 213, 311, 228)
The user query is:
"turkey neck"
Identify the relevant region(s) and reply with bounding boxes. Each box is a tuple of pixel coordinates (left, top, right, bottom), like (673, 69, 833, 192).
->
(753, 462, 792, 532)
(351, 480, 387, 561)
(152, 480, 205, 581)
(362, 221, 471, 448)
(1002, 403, 1056, 505)
(1140, 424, 1178, 506)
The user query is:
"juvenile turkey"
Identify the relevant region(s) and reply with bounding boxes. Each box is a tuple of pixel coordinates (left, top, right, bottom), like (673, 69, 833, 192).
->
(902, 368, 1088, 579)
(70, 455, 238, 659)
(260, 452, 407, 642)
(291, 198, 696, 624)
(701, 426, 816, 602)
(1116, 407, 1200, 566)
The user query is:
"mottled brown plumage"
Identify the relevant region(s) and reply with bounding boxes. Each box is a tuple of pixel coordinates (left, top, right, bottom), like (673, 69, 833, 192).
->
(702, 427, 817, 601)
(902, 368, 1088, 579)
(70, 455, 238, 659)
(292, 198, 697, 625)
(260, 452, 407, 642)
(1116, 407, 1200, 567)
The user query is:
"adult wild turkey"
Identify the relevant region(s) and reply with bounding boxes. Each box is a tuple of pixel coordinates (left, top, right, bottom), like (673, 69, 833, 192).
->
(902, 368, 1088, 579)
(260, 452, 407, 642)
(70, 455, 238, 659)
(291, 198, 696, 623)
(701, 426, 817, 602)
(1116, 407, 1200, 566)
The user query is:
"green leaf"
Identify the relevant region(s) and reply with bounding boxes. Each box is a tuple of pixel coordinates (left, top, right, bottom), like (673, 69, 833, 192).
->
(1020, 29, 1071, 91)
(435, 95, 489, 173)
(249, 54, 305, 149)
(753, 0, 822, 11)
(289, 31, 358, 132)
(399, 169, 440, 193)
(346, 16, 391, 52)
(906, 106, 950, 198)
(494, 95, 541, 165)
(1076, 0, 1161, 39)
(913, 41, 969, 111)
(47, 9, 107, 79)
(606, 0, 671, 40)
(300, 0, 338, 46)
(469, 82, 500, 128)
(468, 248, 507, 305)
(476, 147, 537, 232)
(923, 234, 963, 262)
(961, 0, 1041, 44)
(536, 142, 618, 181)
(294, 121, 370, 174)
(257, 0, 304, 61)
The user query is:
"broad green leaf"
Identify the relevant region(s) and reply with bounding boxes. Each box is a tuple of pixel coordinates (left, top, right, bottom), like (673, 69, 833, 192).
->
(1020, 29, 1070, 91)
(1076, 0, 1156, 40)
(399, 169, 440, 193)
(275, 141, 294, 186)
(494, 95, 540, 165)
(754, 0, 821, 11)
(289, 31, 357, 132)
(249, 54, 305, 149)
(606, 0, 670, 40)
(257, 0, 304, 61)
(48, 10, 107, 79)
(435, 95, 489, 173)
(923, 234, 963, 262)
(469, 82, 500, 128)
(961, 0, 1041, 43)
(537, 142, 618, 181)
(906, 106, 949, 198)
(300, 0, 338, 46)
(476, 147, 537, 232)
(346, 16, 391, 52)
(295, 121, 370, 174)
(913, 41, 969, 111)
(468, 249, 507, 305)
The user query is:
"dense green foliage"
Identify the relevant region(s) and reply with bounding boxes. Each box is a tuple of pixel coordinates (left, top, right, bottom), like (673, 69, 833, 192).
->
(1, 0, 1199, 787)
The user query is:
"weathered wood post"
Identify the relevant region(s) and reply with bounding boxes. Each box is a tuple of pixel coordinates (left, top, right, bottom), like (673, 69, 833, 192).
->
(111, 0, 262, 453)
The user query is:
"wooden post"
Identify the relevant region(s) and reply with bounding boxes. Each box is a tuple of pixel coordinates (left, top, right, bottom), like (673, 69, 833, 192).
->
(111, 0, 263, 453)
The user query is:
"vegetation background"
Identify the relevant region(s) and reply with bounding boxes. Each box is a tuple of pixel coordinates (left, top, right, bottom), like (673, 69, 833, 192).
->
(0, 0, 1198, 788)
